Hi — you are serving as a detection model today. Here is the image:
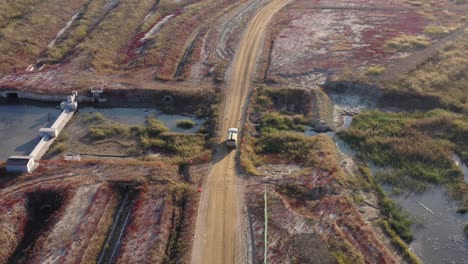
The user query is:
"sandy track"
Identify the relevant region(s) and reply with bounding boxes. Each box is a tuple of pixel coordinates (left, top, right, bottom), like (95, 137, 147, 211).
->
(191, 0, 290, 263)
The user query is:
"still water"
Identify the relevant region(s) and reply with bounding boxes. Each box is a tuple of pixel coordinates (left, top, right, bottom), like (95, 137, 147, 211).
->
(79, 107, 203, 134)
(0, 104, 58, 160)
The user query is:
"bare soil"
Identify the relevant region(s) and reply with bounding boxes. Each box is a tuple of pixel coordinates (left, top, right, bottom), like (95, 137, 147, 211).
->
(0, 160, 206, 264)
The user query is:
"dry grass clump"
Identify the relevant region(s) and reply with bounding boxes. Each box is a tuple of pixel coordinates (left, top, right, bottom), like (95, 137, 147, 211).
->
(77, 0, 154, 70)
(176, 120, 196, 129)
(385, 34, 431, 51)
(138, 0, 232, 79)
(0, 0, 41, 28)
(424, 25, 456, 37)
(80, 191, 118, 263)
(44, 0, 108, 64)
(366, 66, 385, 75)
(47, 131, 71, 156)
(0, 0, 87, 72)
(338, 110, 468, 211)
(339, 110, 466, 186)
(390, 33, 468, 112)
(140, 0, 189, 32)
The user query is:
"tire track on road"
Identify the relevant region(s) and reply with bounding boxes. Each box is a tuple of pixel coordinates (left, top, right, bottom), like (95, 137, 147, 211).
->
(191, 0, 291, 263)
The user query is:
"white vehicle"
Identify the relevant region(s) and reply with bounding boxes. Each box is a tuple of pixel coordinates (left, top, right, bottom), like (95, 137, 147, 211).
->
(226, 128, 238, 148)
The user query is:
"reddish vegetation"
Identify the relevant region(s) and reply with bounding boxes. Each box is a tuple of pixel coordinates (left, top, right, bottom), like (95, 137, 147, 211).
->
(0, 160, 204, 263)
(0, 196, 28, 263)
(247, 170, 398, 263)
(315, 196, 395, 263)
(266, 0, 465, 80)
(124, 11, 182, 66)
(29, 184, 115, 263)
(135, 0, 242, 79)
(115, 187, 173, 263)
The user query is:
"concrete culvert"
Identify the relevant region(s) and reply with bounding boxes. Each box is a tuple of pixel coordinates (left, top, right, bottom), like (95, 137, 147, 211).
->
(6, 92, 19, 102)
(162, 95, 174, 104)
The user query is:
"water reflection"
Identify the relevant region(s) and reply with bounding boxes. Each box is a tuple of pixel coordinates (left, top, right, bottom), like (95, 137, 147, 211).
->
(79, 107, 203, 134)
(0, 104, 57, 160)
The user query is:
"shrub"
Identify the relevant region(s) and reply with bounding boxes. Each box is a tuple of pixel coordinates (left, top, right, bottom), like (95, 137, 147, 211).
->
(48, 142, 68, 156)
(338, 110, 465, 189)
(260, 112, 307, 133)
(255, 131, 321, 164)
(145, 117, 169, 136)
(389, 33, 468, 111)
(424, 26, 454, 37)
(176, 119, 195, 129)
(379, 196, 414, 242)
(89, 123, 131, 140)
(366, 66, 385, 75)
(83, 112, 104, 123)
(381, 220, 422, 264)
(385, 35, 431, 51)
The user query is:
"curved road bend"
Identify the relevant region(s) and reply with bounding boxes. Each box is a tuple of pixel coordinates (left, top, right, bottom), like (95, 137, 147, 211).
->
(191, 0, 291, 263)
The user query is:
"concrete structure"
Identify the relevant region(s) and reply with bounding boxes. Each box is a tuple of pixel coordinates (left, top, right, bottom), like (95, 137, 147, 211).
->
(39, 128, 58, 138)
(0, 90, 93, 103)
(91, 84, 107, 103)
(6, 91, 79, 174)
(64, 152, 81, 161)
(6, 156, 36, 173)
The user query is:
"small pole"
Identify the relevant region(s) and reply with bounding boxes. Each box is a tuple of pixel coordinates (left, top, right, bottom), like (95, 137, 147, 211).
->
(264, 187, 268, 264)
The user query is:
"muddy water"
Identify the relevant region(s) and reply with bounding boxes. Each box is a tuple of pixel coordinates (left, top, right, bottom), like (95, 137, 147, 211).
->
(334, 113, 468, 263)
(306, 115, 355, 155)
(0, 104, 58, 160)
(342, 115, 353, 129)
(392, 188, 468, 264)
(79, 107, 203, 134)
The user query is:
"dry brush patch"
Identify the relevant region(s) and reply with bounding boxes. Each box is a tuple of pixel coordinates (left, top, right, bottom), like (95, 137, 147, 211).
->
(114, 186, 173, 263)
(0, 0, 88, 73)
(338, 110, 468, 211)
(42, 0, 111, 65)
(0, 0, 44, 29)
(134, 0, 240, 80)
(74, 0, 155, 71)
(242, 84, 415, 262)
(266, 0, 466, 84)
(28, 184, 117, 263)
(385, 31, 468, 112)
(246, 163, 401, 263)
(0, 159, 205, 263)
(0, 195, 28, 263)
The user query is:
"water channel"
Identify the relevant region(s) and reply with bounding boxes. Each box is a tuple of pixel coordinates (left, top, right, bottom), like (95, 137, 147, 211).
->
(0, 104, 203, 161)
(308, 113, 468, 263)
(0, 104, 58, 160)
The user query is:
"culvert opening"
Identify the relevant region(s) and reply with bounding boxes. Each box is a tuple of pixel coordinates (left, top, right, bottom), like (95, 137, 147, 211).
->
(8, 190, 65, 264)
(6, 92, 19, 102)
(162, 95, 173, 104)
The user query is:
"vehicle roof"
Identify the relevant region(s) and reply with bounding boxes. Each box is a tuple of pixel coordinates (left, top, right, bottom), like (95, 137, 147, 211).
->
(228, 128, 238, 132)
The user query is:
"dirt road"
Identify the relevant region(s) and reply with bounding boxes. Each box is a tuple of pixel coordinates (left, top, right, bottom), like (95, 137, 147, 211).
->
(191, 0, 290, 263)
